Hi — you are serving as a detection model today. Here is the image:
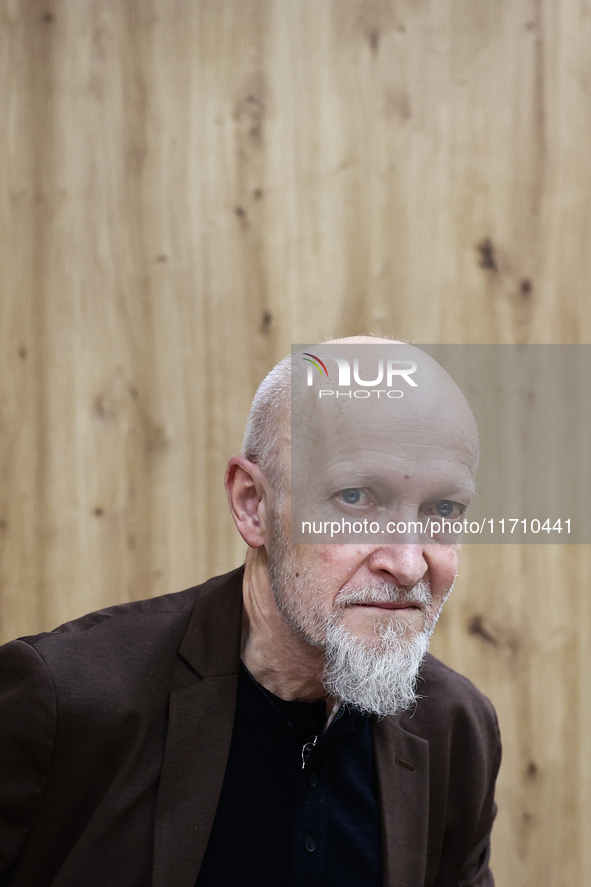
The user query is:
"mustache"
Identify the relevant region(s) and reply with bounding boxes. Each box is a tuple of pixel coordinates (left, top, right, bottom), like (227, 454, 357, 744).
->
(336, 579, 433, 609)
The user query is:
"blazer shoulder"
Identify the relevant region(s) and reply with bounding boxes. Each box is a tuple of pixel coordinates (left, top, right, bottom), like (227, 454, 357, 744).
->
(419, 652, 498, 718)
(400, 653, 501, 764)
(6, 566, 245, 707)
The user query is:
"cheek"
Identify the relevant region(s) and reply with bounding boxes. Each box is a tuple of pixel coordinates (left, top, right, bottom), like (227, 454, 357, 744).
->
(293, 544, 346, 578)
(291, 544, 369, 603)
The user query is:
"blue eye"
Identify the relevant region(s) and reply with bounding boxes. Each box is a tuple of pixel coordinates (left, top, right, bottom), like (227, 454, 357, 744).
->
(435, 500, 457, 517)
(341, 488, 362, 504)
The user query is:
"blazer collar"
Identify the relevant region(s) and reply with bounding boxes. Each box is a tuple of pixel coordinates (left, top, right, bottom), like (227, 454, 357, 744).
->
(178, 566, 245, 677)
(152, 567, 244, 887)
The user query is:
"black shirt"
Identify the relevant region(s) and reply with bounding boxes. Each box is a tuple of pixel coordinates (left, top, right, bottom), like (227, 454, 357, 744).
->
(195, 664, 382, 887)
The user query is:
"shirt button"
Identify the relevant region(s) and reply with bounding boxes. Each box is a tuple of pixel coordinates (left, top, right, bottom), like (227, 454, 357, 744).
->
(309, 772, 318, 788)
(306, 837, 316, 853)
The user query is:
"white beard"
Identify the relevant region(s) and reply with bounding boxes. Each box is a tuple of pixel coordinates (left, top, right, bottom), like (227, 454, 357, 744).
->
(321, 610, 431, 717)
(267, 518, 451, 717)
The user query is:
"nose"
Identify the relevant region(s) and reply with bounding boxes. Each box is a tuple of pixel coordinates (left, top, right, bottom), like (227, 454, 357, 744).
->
(367, 544, 428, 588)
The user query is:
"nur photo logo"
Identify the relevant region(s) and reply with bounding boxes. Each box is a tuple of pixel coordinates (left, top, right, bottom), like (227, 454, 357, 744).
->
(301, 351, 418, 398)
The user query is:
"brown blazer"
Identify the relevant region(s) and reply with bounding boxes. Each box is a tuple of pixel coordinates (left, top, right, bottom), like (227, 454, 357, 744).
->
(0, 567, 501, 887)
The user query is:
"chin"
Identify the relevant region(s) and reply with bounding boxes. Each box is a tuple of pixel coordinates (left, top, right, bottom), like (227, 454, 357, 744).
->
(320, 618, 431, 717)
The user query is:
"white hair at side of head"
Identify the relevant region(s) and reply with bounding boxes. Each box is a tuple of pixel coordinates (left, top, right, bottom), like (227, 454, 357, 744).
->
(241, 355, 292, 491)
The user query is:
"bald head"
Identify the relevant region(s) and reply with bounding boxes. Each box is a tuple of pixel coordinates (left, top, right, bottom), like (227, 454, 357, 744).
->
(242, 338, 479, 522)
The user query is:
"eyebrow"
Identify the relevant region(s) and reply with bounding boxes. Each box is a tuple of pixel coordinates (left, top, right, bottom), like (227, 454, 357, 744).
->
(456, 483, 477, 495)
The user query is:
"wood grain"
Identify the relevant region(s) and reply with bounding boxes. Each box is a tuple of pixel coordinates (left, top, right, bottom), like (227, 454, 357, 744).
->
(1, 1, 589, 883)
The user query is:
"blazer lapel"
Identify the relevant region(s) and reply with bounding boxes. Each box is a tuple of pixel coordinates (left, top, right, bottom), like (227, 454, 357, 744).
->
(152, 569, 244, 887)
(372, 715, 430, 887)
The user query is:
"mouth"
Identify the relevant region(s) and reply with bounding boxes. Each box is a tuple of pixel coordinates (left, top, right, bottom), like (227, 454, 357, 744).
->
(351, 602, 422, 611)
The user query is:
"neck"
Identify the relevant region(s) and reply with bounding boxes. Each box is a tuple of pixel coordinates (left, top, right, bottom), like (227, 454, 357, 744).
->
(241, 548, 330, 704)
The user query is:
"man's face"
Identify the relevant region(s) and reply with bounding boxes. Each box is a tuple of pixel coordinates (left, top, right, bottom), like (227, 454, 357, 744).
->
(269, 372, 477, 646)
(264, 356, 478, 713)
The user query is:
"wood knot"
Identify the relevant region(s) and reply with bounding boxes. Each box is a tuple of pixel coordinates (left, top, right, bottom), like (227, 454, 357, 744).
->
(145, 423, 169, 454)
(467, 614, 499, 646)
(367, 28, 381, 53)
(519, 278, 532, 297)
(477, 238, 498, 272)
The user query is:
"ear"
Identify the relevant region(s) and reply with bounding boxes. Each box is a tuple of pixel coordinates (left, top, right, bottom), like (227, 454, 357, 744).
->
(224, 456, 270, 549)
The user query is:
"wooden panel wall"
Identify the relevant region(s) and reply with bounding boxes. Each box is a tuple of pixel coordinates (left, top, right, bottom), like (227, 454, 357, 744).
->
(1, 1, 590, 884)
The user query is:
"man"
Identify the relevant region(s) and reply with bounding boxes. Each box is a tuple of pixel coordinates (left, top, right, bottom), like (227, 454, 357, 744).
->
(0, 338, 501, 887)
